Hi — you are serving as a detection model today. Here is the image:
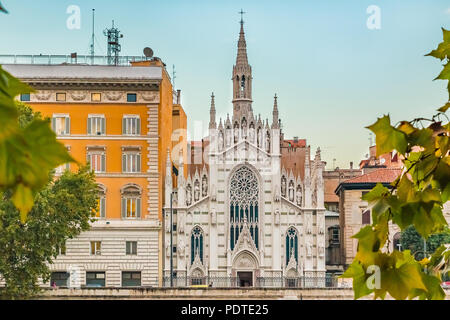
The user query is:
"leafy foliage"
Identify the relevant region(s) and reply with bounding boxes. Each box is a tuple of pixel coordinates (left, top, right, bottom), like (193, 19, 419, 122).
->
(0, 166, 98, 299)
(341, 28, 450, 300)
(400, 226, 450, 261)
(0, 104, 98, 299)
(0, 66, 74, 223)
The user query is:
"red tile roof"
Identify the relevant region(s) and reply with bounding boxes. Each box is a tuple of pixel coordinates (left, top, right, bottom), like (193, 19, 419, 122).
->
(342, 168, 402, 184)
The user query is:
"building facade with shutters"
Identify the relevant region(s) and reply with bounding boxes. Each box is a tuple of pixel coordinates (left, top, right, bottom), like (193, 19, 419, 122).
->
(5, 58, 187, 287)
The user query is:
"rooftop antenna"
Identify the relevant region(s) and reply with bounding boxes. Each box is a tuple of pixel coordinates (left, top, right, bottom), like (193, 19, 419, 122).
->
(172, 64, 176, 89)
(90, 9, 95, 65)
(104, 20, 123, 66)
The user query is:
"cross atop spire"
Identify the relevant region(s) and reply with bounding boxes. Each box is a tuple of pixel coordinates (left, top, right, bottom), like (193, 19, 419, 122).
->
(239, 9, 245, 24)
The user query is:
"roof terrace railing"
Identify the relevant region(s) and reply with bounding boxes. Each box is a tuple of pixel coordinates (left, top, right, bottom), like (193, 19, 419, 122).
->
(0, 54, 150, 66)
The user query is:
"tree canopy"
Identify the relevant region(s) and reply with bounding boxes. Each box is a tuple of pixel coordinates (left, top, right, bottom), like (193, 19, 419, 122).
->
(341, 28, 450, 300)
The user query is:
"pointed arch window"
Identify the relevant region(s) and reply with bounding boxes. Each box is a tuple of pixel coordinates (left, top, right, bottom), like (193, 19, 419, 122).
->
(229, 166, 259, 251)
(191, 226, 204, 264)
(240, 75, 246, 95)
(286, 227, 298, 265)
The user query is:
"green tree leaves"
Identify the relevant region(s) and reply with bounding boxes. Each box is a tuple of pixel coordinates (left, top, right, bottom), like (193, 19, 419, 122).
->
(0, 166, 98, 299)
(366, 115, 407, 156)
(344, 27, 450, 300)
(0, 66, 74, 222)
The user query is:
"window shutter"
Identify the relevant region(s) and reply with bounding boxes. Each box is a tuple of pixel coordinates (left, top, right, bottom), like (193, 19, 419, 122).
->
(137, 154, 141, 172)
(101, 117, 106, 134)
(136, 198, 141, 219)
(122, 118, 126, 135)
(136, 118, 141, 135)
(51, 117, 56, 132)
(101, 154, 106, 172)
(65, 117, 70, 135)
(100, 197, 106, 218)
(87, 118, 92, 135)
(122, 154, 127, 172)
(121, 198, 126, 219)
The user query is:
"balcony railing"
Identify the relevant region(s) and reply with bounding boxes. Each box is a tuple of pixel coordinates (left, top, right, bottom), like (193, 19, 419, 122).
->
(161, 276, 341, 288)
(0, 54, 150, 66)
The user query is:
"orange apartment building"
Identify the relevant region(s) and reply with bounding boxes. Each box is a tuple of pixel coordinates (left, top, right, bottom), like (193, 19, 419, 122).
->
(4, 57, 187, 287)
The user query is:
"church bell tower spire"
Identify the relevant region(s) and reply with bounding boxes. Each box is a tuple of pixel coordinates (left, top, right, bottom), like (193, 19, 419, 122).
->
(232, 9, 253, 122)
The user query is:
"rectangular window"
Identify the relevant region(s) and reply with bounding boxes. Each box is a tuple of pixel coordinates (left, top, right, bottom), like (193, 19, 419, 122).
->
(362, 210, 371, 225)
(87, 116, 106, 135)
(122, 153, 141, 173)
(87, 153, 106, 173)
(122, 116, 141, 135)
(122, 272, 141, 287)
(172, 246, 177, 253)
(172, 224, 177, 232)
(91, 93, 101, 102)
(90, 241, 101, 255)
(56, 93, 66, 101)
(20, 93, 30, 101)
(123, 197, 140, 218)
(51, 272, 69, 287)
(126, 241, 137, 255)
(51, 115, 70, 135)
(332, 228, 340, 243)
(127, 93, 137, 102)
(86, 272, 105, 287)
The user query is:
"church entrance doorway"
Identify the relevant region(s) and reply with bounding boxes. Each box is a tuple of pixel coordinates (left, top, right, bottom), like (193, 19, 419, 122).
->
(237, 271, 253, 287)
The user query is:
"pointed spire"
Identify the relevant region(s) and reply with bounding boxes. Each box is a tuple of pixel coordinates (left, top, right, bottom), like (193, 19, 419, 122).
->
(272, 93, 279, 129)
(209, 92, 216, 129)
(236, 14, 248, 67)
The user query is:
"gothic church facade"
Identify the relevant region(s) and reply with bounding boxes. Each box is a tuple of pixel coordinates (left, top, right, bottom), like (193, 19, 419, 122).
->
(163, 20, 326, 286)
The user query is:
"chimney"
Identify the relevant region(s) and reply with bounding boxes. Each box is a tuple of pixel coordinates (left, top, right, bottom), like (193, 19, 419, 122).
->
(350, 162, 353, 170)
(294, 136, 298, 143)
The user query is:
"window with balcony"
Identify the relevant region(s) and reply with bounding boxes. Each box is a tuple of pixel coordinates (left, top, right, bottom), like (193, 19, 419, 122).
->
(51, 115, 70, 135)
(122, 116, 141, 135)
(87, 115, 106, 135)
(121, 184, 142, 219)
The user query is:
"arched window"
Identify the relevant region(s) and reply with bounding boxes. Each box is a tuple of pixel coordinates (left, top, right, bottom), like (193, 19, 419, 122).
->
(121, 184, 141, 219)
(240, 75, 245, 93)
(393, 232, 402, 251)
(191, 226, 204, 264)
(286, 227, 298, 265)
(230, 166, 259, 251)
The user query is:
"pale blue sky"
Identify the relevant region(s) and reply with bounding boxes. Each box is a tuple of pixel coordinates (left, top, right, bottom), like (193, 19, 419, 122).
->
(1, 0, 449, 169)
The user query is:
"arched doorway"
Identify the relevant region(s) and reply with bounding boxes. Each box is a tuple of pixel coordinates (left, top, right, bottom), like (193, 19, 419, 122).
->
(232, 251, 259, 287)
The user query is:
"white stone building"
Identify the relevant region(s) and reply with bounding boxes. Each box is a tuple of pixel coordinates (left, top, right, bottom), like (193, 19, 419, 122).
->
(163, 20, 326, 287)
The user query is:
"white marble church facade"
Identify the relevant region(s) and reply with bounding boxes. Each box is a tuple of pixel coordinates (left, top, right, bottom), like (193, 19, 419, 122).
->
(163, 20, 326, 286)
